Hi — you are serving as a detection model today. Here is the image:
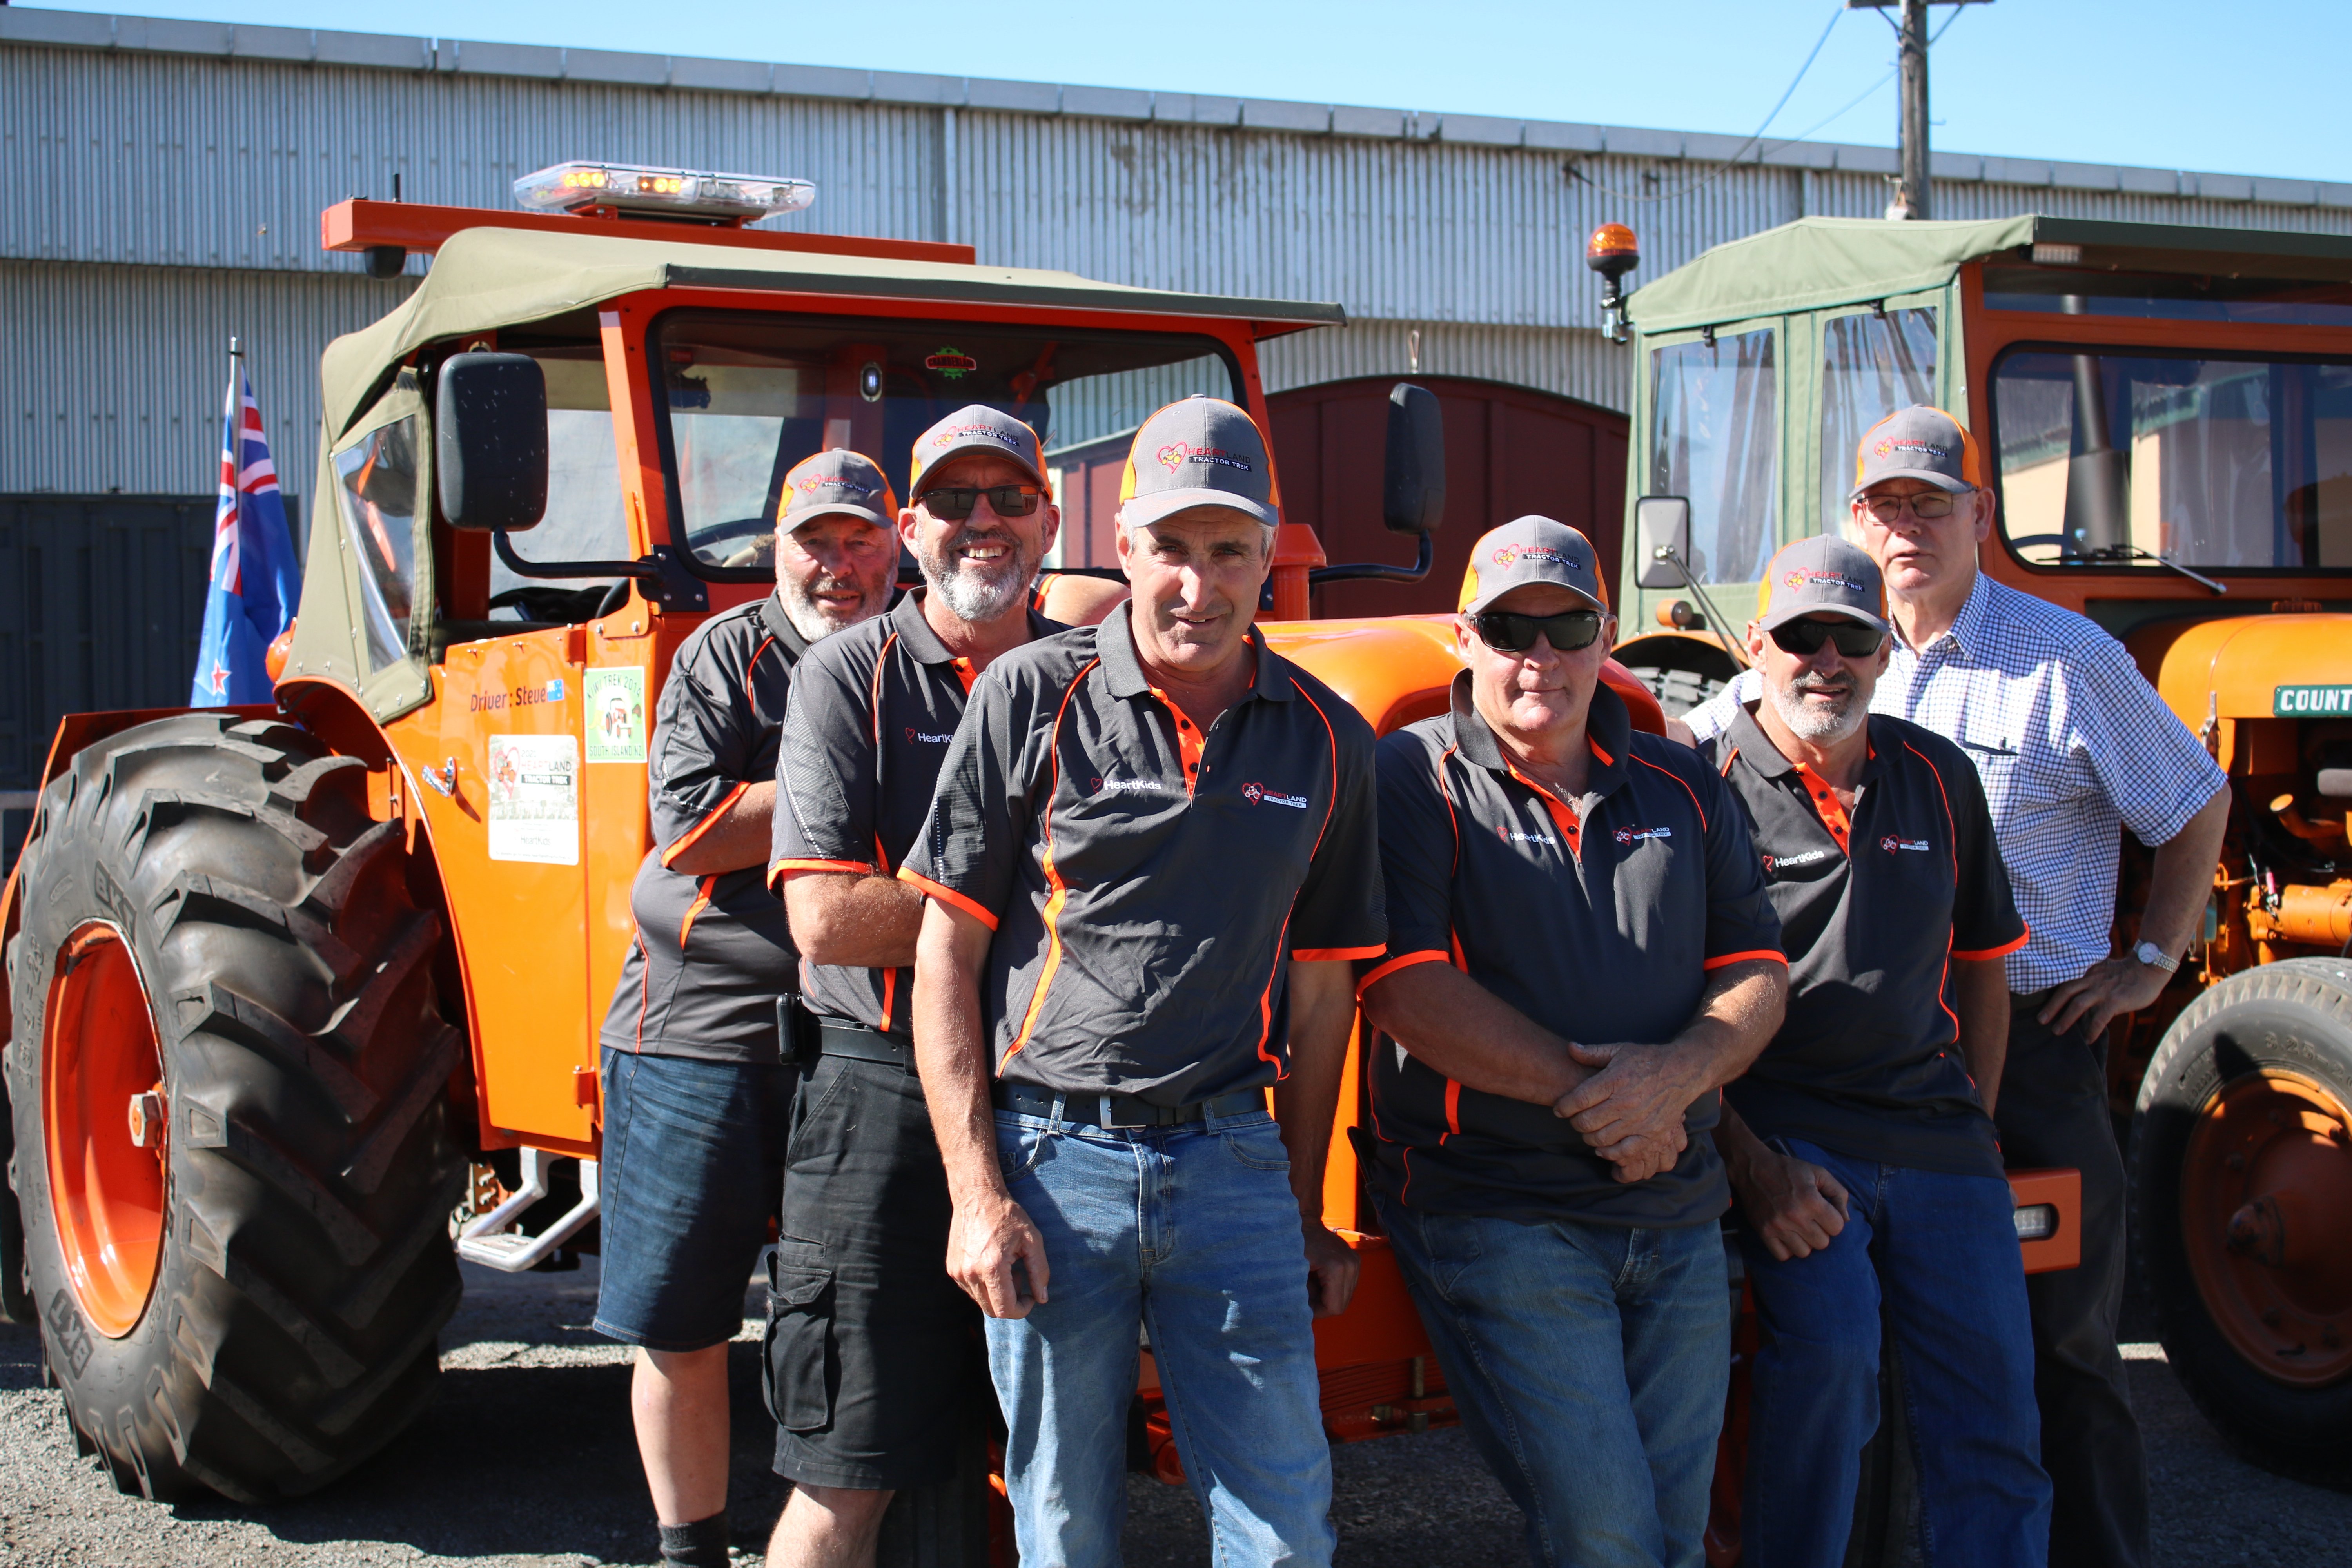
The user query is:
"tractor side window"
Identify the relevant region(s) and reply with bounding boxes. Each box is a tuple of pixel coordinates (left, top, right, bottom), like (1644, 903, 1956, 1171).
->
(1820, 308, 1938, 541)
(497, 350, 631, 606)
(333, 415, 423, 670)
(1650, 328, 1778, 586)
(1993, 348, 2352, 572)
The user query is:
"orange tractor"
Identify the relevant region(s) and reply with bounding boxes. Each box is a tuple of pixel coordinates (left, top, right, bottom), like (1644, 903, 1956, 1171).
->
(0, 170, 2077, 1561)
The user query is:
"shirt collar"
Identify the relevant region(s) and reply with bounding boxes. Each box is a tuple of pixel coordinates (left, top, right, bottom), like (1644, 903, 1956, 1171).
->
(1448, 669, 1629, 793)
(1097, 604, 1289, 704)
(1898, 570, 1993, 660)
(1724, 698, 1888, 785)
(758, 591, 811, 659)
(887, 586, 1058, 668)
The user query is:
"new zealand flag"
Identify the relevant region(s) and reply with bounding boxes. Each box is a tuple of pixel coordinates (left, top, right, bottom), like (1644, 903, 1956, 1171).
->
(191, 368, 302, 706)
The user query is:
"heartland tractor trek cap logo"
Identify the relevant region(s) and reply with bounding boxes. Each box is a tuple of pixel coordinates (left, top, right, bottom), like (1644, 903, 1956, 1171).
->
(1849, 404, 1983, 500)
(1613, 824, 1672, 845)
(1753, 534, 1889, 635)
(1242, 780, 1310, 809)
(1117, 396, 1279, 530)
(778, 448, 898, 529)
(1457, 515, 1609, 617)
(907, 405, 1049, 496)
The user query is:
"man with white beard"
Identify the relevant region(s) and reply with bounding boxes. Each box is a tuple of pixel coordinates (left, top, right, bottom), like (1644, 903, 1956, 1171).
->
(762, 407, 1066, 1568)
(1695, 535, 2051, 1568)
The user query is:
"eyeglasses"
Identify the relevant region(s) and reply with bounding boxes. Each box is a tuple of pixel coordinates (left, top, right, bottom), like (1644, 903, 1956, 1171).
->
(917, 484, 1042, 521)
(1858, 490, 1959, 523)
(1768, 619, 1887, 658)
(1472, 609, 1604, 653)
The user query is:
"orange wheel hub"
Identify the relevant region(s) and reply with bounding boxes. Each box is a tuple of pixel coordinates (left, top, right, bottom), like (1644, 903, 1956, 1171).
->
(42, 922, 168, 1339)
(2181, 1069, 2352, 1388)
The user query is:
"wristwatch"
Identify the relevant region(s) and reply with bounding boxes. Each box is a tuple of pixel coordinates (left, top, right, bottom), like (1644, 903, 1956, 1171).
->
(2132, 940, 2180, 974)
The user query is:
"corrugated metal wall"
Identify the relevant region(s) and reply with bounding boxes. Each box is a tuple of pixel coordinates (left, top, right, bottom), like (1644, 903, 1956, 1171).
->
(8, 18, 2352, 498)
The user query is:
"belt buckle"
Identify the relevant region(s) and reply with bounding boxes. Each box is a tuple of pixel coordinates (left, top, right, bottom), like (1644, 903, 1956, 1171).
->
(1100, 1094, 1152, 1130)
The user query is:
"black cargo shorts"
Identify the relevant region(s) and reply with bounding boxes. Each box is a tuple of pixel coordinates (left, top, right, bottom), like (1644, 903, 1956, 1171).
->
(765, 1049, 985, 1490)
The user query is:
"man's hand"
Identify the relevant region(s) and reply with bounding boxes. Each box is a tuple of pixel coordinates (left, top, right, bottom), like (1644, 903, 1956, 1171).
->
(1552, 1040, 1707, 1172)
(946, 1191, 1051, 1319)
(2040, 953, 2169, 1040)
(1302, 1223, 1361, 1318)
(1730, 1147, 1850, 1262)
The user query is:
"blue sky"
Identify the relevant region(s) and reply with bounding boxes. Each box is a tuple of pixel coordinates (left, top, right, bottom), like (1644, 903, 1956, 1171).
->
(35, 0, 2352, 184)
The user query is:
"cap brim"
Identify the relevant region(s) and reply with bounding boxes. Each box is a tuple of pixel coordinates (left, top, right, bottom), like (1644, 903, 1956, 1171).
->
(1756, 601, 1890, 635)
(1848, 471, 1976, 503)
(918, 437, 1046, 489)
(1464, 581, 1609, 617)
(783, 502, 894, 530)
(1118, 488, 1277, 530)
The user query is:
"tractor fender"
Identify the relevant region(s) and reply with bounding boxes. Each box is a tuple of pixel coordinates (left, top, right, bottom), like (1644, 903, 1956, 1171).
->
(2136, 612, 2352, 766)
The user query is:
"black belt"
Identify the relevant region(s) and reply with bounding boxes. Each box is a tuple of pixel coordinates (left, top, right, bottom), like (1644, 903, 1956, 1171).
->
(2011, 986, 2056, 1014)
(994, 1082, 1267, 1129)
(817, 1019, 913, 1067)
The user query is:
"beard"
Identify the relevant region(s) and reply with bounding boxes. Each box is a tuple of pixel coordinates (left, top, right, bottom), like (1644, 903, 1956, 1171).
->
(1768, 671, 1868, 744)
(918, 523, 1042, 624)
(777, 568, 883, 643)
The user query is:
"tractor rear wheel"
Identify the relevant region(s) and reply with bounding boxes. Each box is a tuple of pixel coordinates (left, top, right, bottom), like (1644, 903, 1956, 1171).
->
(2129, 957, 2352, 1483)
(3, 712, 466, 1501)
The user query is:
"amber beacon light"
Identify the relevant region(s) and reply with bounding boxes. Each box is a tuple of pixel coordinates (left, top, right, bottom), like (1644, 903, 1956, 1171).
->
(1586, 223, 1640, 344)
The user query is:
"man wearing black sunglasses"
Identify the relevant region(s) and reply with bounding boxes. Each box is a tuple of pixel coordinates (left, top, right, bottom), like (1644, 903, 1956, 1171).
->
(762, 405, 1065, 1568)
(1356, 515, 1787, 1568)
(1698, 534, 2050, 1568)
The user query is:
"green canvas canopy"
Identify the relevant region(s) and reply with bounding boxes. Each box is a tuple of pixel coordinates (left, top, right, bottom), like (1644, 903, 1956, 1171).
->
(1626, 214, 2352, 334)
(319, 224, 1347, 442)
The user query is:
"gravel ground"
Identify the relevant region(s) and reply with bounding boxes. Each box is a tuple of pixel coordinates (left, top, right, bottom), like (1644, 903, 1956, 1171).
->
(2, 1256, 2345, 1567)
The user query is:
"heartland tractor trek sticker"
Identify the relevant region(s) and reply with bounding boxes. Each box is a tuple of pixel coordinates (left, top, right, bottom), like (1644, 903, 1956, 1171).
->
(486, 735, 581, 864)
(585, 667, 649, 763)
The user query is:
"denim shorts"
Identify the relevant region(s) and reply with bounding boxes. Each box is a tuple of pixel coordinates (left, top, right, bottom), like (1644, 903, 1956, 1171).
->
(592, 1045, 794, 1353)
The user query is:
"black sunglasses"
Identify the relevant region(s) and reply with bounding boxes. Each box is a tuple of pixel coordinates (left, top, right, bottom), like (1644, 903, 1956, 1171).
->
(1472, 609, 1604, 653)
(916, 484, 1042, 521)
(1768, 619, 1887, 658)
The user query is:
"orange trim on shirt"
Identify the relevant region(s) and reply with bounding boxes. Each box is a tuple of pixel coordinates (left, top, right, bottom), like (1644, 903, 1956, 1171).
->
(897, 867, 1001, 932)
(1506, 764, 1581, 856)
(1443, 1079, 1463, 1138)
(662, 781, 749, 868)
(679, 875, 717, 949)
(1632, 753, 1707, 832)
(1587, 734, 1615, 768)
(1147, 686, 1208, 795)
(951, 656, 978, 695)
(878, 964, 898, 1036)
(769, 857, 874, 891)
(1009, 659, 1101, 1055)
(1296, 944, 1387, 962)
(1356, 949, 1451, 997)
(1955, 927, 2031, 962)
(1793, 763, 1852, 855)
(1704, 949, 1788, 970)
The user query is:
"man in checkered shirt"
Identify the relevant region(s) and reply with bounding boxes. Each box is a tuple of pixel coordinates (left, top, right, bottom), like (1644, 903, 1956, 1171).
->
(1680, 407, 2228, 1568)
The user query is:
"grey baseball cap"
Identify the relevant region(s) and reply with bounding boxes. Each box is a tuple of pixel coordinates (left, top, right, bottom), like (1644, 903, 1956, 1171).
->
(777, 448, 898, 530)
(1457, 516, 1611, 617)
(1847, 404, 1985, 501)
(908, 404, 1050, 496)
(1754, 534, 1890, 634)
(1116, 396, 1279, 529)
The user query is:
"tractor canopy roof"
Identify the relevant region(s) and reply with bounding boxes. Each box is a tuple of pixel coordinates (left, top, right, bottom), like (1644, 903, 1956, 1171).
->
(1626, 214, 2352, 334)
(320, 223, 1347, 441)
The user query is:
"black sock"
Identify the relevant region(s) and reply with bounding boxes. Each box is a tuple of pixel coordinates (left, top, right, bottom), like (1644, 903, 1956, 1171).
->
(658, 1510, 730, 1568)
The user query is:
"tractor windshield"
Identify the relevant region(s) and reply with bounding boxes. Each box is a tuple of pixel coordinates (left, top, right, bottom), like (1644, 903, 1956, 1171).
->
(1991, 345, 2352, 572)
(649, 311, 1241, 575)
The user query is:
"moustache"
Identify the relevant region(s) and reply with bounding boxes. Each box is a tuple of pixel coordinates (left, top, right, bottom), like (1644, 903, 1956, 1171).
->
(1790, 676, 1855, 696)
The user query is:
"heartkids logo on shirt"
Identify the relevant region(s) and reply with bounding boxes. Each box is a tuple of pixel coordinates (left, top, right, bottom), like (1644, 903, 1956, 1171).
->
(1762, 847, 1836, 874)
(1092, 776, 1177, 797)
(1242, 781, 1310, 809)
(904, 727, 952, 745)
(1497, 823, 1558, 848)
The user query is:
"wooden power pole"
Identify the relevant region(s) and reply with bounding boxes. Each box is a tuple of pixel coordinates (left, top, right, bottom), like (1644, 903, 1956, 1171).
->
(1850, 0, 1987, 221)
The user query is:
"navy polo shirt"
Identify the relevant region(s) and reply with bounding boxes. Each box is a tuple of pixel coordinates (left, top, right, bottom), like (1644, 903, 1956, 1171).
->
(599, 593, 805, 1064)
(1362, 673, 1785, 1229)
(769, 589, 1062, 1035)
(900, 607, 1386, 1107)
(1701, 703, 2027, 1178)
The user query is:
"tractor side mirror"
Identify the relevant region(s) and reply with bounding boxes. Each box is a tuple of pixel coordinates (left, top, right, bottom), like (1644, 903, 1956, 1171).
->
(437, 352, 549, 532)
(1382, 382, 1446, 536)
(1635, 495, 1695, 589)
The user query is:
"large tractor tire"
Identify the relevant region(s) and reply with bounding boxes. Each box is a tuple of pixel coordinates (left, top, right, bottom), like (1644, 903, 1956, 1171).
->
(2129, 956, 2352, 1484)
(2, 712, 466, 1501)
(1622, 664, 1730, 721)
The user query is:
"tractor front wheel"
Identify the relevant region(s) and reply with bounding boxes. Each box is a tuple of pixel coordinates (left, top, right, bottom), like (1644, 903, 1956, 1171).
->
(3, 712, 466, 1501)
(2130, 957, 2352, 1483)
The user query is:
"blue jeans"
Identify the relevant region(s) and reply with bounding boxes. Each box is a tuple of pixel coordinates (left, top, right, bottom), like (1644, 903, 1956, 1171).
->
(1740, 1139, 2051, 1568)
(1376, 1196, 1730, 1568)
(989, 1099, 1334, 1568)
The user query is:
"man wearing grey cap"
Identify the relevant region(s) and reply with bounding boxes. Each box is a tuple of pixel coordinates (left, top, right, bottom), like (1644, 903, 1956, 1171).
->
(1697, 534, 2050, 1568)
(1356, 516, 1787, 1568)
(1681, 408, 2228, 1568)
(763, 405, 1065, 1568)
(595, 448, 898, 1568)
(900, 396, 1383, 1567)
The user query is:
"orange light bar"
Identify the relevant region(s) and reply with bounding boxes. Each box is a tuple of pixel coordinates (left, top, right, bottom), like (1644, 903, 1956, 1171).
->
(318, 198, 976, 267)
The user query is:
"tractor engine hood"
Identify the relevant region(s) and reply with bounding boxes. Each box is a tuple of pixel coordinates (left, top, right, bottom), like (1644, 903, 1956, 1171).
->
(2136, 613, 2352, 769)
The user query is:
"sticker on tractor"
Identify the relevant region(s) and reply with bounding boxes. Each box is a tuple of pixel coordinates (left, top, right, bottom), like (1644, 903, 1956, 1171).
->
(926, 347, 977, 379)
(584, 668, 649, 764)
(2275, 684, 2352, 717)
(485, 735, 581, 865)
